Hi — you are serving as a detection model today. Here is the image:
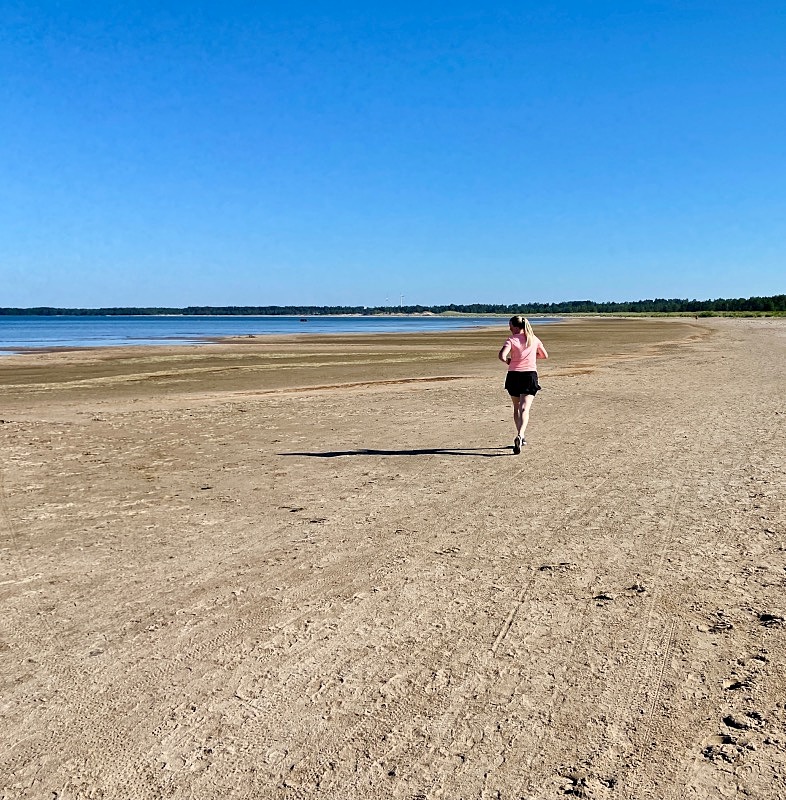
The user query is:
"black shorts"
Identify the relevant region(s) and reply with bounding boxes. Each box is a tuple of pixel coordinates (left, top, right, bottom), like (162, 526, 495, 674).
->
(505, 370, 540, 397)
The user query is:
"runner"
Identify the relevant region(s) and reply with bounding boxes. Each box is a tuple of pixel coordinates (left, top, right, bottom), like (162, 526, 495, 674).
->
(498, 315, 548, 454)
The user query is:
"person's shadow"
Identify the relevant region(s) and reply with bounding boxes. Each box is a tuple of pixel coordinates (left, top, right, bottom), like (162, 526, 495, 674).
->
(279, 446, 512, 458)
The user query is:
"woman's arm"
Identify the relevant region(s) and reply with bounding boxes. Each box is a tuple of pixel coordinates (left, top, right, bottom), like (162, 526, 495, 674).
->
(498, 341, 512, 363)
(537, 340, 548, 359)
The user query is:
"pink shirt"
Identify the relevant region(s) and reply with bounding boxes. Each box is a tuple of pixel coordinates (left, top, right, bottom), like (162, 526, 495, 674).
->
(503, 333, 548, 371)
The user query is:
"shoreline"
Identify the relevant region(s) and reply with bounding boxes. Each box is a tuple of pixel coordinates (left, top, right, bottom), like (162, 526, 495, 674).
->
(0, 315, 535, 356)
(0, 317, 704, 409)
(6, 309, 782, 358)
(0, 313, 708, 357)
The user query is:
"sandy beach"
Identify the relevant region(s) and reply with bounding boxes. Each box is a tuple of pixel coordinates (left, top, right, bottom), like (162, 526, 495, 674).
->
(1, 316, 784, 800)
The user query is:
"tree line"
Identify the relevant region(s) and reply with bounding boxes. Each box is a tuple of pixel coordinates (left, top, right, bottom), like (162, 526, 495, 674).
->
(1, 295, 784, 316)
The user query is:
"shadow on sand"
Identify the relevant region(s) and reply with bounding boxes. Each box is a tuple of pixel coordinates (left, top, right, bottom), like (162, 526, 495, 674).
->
(279, 446, 512, 458)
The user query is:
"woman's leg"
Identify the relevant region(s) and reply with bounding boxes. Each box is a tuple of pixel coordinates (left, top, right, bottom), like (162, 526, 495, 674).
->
(518, 394, 535, 439)
(510, 395, 522, 436)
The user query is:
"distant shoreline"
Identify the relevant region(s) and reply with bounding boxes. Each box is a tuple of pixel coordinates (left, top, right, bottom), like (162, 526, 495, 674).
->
(1, 310, 784, 320)
(1, 292, 784, 317)
(0, 294, 786, 318)
(0, 314, 554, 355)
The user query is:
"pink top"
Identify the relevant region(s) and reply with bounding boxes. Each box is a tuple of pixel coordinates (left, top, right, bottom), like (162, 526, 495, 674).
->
(502, 333, 548, 371)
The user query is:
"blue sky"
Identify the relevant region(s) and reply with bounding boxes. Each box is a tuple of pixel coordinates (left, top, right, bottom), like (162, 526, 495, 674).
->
(2, 2, 784, 307)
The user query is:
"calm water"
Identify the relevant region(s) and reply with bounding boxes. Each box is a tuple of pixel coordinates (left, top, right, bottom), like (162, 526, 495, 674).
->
(0, 315, 560, 354)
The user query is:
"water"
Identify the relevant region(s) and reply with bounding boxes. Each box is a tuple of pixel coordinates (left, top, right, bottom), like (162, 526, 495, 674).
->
(0, 315, 560, 354)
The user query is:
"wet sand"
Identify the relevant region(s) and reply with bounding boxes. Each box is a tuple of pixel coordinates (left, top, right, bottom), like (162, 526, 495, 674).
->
(1, 317, 785, 799)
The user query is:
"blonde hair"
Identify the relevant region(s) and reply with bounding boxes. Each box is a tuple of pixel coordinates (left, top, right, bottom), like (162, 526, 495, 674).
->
(509, 315, 535, 346)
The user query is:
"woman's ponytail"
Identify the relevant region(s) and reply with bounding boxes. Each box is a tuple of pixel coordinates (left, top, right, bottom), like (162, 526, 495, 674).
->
(509, 315, 534, 347)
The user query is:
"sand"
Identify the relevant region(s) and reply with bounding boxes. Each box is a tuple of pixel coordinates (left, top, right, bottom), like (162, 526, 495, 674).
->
(1, 317, 784, 800)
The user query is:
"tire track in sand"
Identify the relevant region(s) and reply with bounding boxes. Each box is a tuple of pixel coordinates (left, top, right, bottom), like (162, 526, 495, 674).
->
(0, 462, 158, 798)
(609, 385, 764, 799)
(545, 352, 756, 799)
(405, 452, 635, 799)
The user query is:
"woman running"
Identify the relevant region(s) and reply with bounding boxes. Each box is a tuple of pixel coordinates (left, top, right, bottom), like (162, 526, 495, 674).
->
(498, 315, 548, 454)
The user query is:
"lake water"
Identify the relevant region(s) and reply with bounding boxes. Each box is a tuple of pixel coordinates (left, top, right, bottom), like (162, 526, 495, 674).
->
(0, 315, 561, 354)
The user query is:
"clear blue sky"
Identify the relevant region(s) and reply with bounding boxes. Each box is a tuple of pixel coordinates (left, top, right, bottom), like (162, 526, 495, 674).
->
(2, 2, 784, 307)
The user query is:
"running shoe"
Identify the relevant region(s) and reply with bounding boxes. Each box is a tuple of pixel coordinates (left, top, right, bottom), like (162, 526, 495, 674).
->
(513, 435, 521, 455)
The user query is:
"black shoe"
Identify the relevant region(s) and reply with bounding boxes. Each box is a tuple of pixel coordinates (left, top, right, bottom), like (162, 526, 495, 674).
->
(513, 435, 521, 455)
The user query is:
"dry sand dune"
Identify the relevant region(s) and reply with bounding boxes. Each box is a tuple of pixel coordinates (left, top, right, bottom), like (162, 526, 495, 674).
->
(1, 317, 785, 800)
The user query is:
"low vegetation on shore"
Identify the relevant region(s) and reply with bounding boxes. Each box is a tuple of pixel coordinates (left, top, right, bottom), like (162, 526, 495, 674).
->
(1, 293, 783, 317)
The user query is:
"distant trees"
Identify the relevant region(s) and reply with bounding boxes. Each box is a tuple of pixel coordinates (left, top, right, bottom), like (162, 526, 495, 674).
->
(1, 295, 784, 316)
